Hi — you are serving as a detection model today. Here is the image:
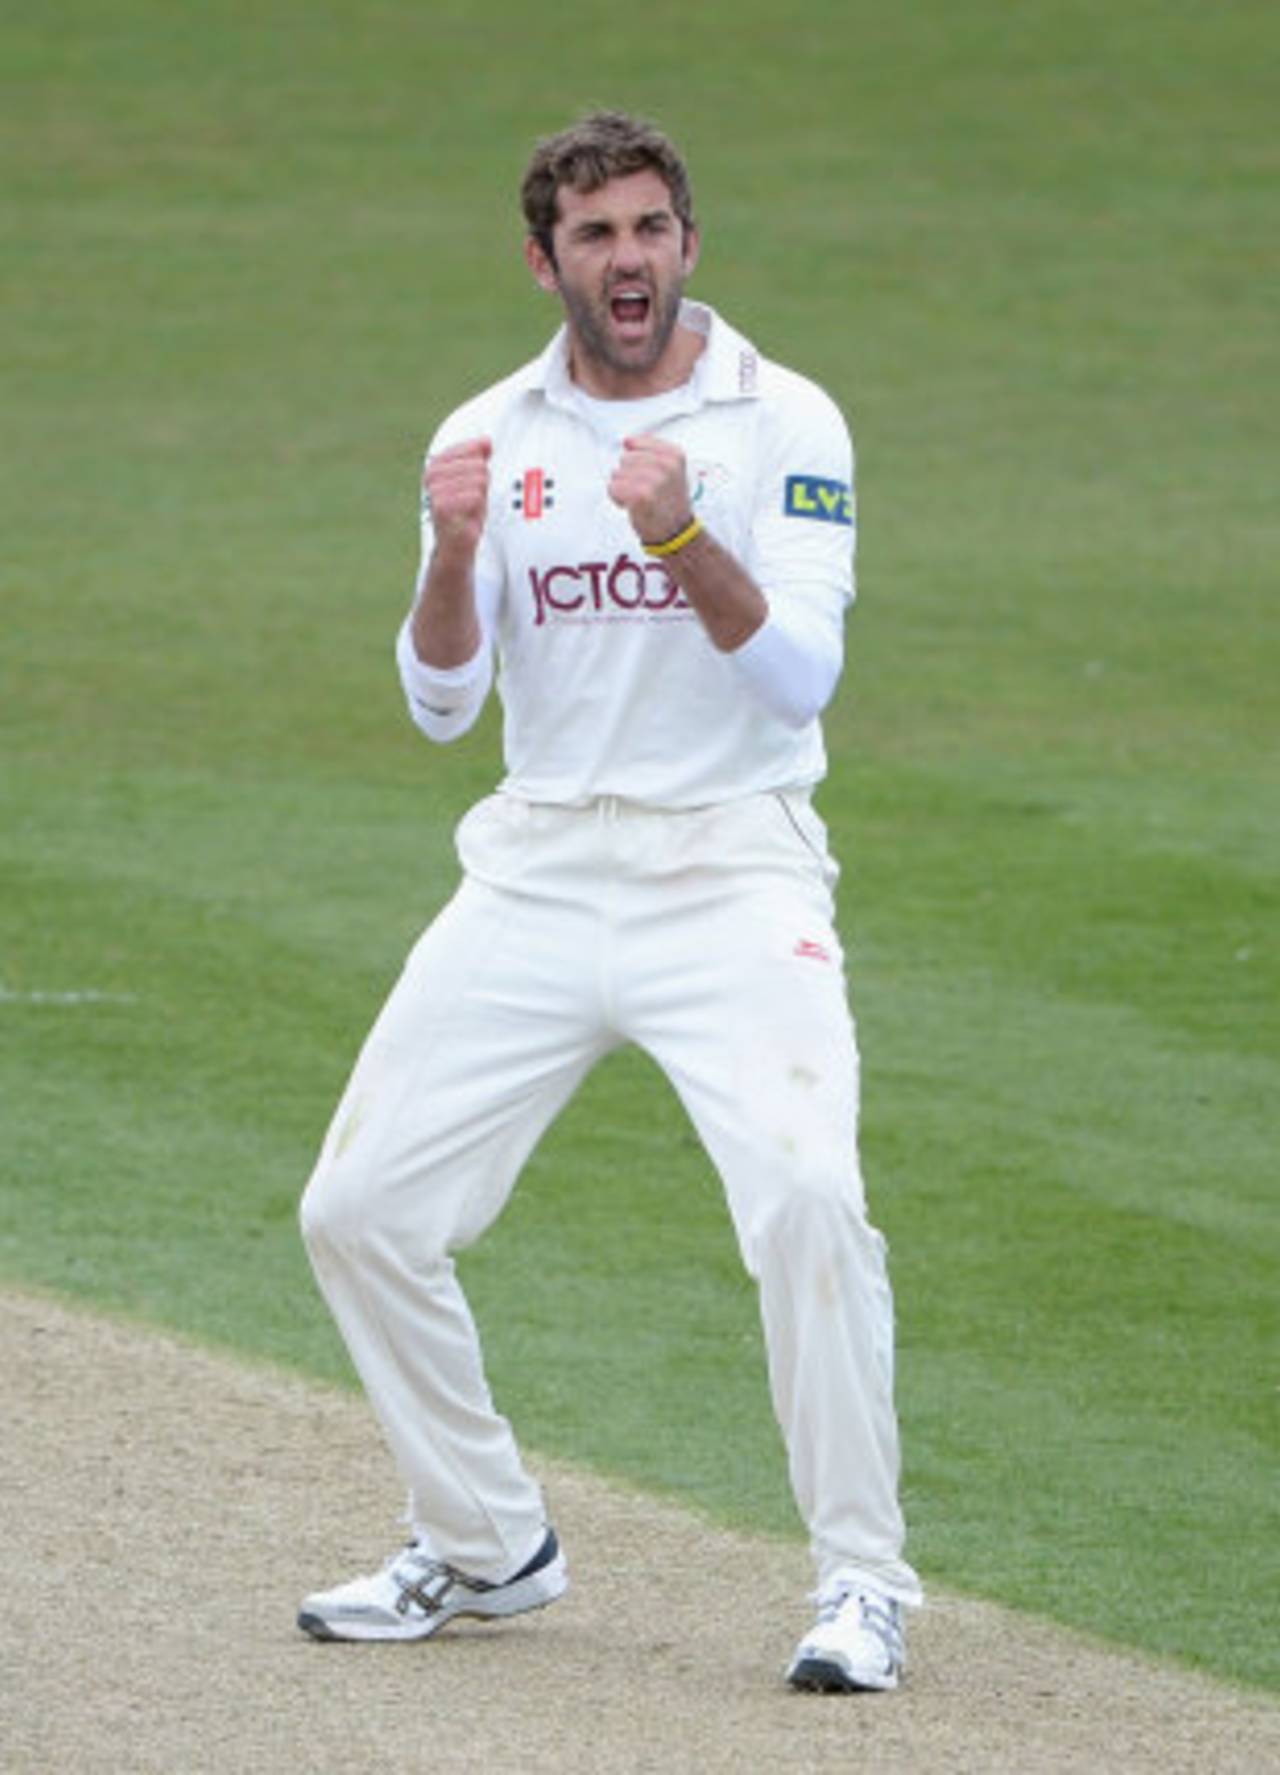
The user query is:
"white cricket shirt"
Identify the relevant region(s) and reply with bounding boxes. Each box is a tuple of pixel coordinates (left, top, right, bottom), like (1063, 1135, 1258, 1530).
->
(397, 302, 856, 809)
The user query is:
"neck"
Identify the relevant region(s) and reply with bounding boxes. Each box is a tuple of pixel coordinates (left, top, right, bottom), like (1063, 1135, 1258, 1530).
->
(568, 322, 705, 399)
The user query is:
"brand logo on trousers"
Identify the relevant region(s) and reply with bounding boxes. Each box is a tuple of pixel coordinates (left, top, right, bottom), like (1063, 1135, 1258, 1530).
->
(528, 554, 692, 627)
(793, 938, 833, 964)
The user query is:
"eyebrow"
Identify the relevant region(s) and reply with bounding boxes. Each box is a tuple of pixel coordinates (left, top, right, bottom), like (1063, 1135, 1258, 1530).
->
(567, 206, 675, 237)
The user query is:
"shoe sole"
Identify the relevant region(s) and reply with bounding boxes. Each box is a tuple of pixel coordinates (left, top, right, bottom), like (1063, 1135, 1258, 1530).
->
(298, 1557, 568, 1643)
(787, 1653, 901, 1693)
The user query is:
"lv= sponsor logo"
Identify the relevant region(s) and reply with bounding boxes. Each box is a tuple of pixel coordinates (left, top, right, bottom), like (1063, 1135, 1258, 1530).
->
(793, 938, 833, 964)
(783, 474, 853, 525)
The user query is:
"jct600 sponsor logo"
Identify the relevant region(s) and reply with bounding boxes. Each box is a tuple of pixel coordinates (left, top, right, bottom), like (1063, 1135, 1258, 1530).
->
(528, 555, 691, 626)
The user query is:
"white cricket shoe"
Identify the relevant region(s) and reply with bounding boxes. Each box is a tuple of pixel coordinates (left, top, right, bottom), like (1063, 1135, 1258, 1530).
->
(298, 1528, 566, 1642)
(786, 1579, 906, 1692)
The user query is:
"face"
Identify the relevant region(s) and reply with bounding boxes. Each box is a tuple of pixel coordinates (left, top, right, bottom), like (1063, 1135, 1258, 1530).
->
(525, 169, 700, 396)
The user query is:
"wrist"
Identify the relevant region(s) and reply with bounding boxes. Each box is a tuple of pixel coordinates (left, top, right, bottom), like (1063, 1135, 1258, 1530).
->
(641, 514, 704, 559)
(431, 531, 479, 570)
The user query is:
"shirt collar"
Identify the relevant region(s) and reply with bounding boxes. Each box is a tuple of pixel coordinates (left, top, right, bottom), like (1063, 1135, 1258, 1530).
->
(523, 301, 763, 413)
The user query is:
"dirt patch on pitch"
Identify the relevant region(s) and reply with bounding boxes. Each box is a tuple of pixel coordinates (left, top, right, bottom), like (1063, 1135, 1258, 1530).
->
(2, 1290, 1276, 1774)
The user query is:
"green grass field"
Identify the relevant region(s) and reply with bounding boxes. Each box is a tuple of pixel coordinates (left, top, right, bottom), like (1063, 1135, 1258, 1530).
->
(4, 0, 1277, 1693)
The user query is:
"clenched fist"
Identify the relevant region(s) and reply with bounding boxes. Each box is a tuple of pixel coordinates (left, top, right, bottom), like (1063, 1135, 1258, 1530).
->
(608, 434, 693, 547)
(424, 437, 492, 558)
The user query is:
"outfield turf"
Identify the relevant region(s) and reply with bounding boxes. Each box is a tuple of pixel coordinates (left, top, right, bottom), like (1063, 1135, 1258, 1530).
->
(3, 0, 1277, 1692)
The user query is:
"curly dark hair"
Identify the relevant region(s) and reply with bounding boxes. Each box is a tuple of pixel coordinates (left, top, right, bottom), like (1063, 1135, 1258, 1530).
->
(520, 110, 696, 263)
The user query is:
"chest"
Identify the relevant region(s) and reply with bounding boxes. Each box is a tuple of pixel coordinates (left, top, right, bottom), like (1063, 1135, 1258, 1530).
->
(490, 410, 753, 618)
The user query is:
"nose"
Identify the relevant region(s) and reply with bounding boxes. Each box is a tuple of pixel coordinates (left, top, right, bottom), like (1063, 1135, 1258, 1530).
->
(609, 229, 647, 274)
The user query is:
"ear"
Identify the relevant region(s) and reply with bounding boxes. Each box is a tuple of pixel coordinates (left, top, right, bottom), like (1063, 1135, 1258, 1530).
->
(681, 225, 701, 279)
(524, 234, 559, 294)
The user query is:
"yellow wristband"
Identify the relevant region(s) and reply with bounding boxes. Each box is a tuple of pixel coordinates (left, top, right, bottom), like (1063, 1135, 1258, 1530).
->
(643, 516, 704, 558)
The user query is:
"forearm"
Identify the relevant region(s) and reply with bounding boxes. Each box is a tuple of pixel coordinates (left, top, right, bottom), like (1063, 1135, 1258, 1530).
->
(653, 522, 767, 652)
(400, 542, 498, 745)
(410, 544, 483, 669)
(658, 519, 842, 725)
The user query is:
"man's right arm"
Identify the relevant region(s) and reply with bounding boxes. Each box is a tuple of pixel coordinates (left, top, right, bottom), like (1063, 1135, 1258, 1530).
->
(397, 437, 497, 743)
(411, 437, 492, 667)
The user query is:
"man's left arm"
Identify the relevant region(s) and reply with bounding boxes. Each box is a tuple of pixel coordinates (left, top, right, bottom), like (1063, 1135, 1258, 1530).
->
(608, 434, 766, 650)
(608, 413, 853, 728)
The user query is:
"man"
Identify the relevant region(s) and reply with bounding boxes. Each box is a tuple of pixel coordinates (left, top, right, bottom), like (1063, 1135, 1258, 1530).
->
(298, 110, 922, 1692)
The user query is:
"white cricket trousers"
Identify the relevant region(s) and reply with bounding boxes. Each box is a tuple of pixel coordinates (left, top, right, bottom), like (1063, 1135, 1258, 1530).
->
(300, 790, 921, 1605)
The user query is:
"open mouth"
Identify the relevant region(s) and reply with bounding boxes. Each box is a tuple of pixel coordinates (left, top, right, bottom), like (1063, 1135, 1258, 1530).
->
(609, 289, 651, 330)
